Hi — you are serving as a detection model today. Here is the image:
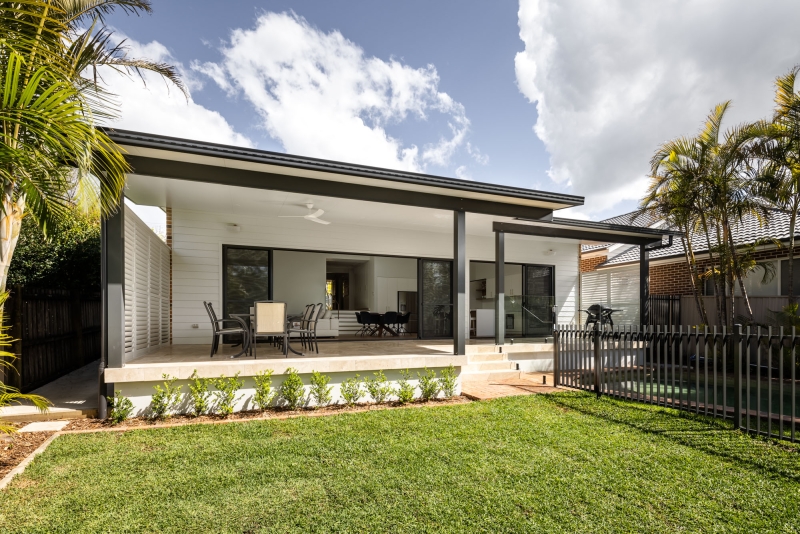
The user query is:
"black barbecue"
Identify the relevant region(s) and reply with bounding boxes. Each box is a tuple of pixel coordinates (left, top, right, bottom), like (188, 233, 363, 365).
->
(583, 304, 622, 328)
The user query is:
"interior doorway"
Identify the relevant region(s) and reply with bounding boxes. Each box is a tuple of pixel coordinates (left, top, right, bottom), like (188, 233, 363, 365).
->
(326, 272, 350, 311)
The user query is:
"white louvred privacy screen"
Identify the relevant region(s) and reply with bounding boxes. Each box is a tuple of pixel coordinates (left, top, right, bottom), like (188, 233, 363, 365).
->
(579, 266, 640, 325)
(124, 204, 170, 362)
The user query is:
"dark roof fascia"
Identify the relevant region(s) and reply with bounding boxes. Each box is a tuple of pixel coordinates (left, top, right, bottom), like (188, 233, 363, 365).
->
(496, 219, 679, 246)
(105, 128, 585, 209)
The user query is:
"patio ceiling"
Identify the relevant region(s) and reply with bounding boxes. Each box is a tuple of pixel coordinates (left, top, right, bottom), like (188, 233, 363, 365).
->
(124, 173, 580, 240)
(108, 129, 584, 221)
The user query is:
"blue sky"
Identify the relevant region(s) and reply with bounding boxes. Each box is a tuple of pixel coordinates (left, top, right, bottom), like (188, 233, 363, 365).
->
(106, 1, 800, 222)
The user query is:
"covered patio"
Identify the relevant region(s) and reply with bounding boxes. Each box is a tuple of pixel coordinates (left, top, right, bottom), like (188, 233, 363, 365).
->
(96, 129, 676, 415)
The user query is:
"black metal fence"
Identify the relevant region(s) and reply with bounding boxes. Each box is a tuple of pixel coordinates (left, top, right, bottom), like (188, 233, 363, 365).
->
(555, 323, 799, 442)
(2, 286, 101, 392)
(648, 295, 680, 327)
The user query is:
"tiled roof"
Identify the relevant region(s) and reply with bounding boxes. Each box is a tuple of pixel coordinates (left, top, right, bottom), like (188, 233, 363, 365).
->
(580, 210, 661, 252)
(597, 210, 795, 267)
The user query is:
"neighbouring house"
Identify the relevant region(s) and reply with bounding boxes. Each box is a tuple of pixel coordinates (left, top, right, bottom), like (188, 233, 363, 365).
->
(100, 129, 676, 414)
(579, 209, 798, 326)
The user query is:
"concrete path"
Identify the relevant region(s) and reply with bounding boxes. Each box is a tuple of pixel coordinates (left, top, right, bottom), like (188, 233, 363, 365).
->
(1, 361, 99, 422)
(461, 371, 560, 400)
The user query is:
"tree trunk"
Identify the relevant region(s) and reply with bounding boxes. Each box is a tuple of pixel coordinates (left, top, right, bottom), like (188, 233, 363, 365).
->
(0, 195, 25, 298)
(788, 211, 796, 306)
(728, 227, 754, 323)
(682, 230, 708, 325)
(700, 212, 726, 326)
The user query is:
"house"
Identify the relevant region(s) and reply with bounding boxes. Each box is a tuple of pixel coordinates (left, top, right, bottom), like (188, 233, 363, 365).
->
(100, 129, 676, 414)
(579, 209, 797, 326)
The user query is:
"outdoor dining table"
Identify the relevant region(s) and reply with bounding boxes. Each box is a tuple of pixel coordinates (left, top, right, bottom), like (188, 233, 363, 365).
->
(230, 312, 303, 356)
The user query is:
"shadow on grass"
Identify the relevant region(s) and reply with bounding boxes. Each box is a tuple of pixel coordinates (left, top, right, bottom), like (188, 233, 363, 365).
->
(540, 392, 800, 483)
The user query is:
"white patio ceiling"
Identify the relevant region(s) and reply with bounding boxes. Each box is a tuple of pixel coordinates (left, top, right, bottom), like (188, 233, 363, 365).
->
(124, 173, 580, 242)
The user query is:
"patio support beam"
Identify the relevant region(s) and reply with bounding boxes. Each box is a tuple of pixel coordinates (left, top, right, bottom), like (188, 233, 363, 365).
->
(640, 244, 650, 326)
(495, 231, 505, 345)
(453, 210, 466, 356)
(101, 204, 125, 418)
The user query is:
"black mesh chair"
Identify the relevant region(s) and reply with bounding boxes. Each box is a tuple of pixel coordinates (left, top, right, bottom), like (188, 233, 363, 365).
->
(360, 311, 375, 336)
(203, 301, 249, 358)
(289, 303, 324, 353)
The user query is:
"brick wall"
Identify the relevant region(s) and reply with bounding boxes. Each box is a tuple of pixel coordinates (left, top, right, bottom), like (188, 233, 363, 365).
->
(580, 254, 607, 273)
(651, 248, 787, 295)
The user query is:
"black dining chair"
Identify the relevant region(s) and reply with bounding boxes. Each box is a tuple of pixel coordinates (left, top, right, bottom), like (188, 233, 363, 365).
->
(359, 311, 375, 336)
(397, 312, 410, 335)
(369, 312, 382, 336)
(354, 311, 366, 336)
(203, 301, 249, 358)
(383, 311, 398, 335)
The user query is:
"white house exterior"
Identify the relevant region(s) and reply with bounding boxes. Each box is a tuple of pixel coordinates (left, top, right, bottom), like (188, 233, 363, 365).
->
(99, 130, 675, 415)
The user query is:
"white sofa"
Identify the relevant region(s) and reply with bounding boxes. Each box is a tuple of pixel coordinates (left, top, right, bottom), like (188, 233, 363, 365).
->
(288, 309, 339, 338)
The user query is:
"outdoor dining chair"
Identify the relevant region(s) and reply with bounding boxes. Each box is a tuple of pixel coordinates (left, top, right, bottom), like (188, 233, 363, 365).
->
(358, 311, 375, 336)
(203, 301, 249, 358)
(354, 311, 366, 336)
(253, 301, 293, 358)
(289, 303, 324, 353)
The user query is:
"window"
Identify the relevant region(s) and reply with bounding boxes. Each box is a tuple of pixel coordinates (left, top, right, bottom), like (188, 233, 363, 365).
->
(222, 246, 272, 320)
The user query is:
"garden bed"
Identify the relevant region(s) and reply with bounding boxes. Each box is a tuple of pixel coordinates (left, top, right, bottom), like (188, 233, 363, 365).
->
(64, 396, 471, 432)
(0, 426, 54, 479)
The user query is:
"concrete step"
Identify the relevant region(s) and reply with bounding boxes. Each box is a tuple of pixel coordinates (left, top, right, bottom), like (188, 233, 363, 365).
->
(461, 370, 522, 381)
(467, 352, 509, 363)
(462, 360, 518, 373)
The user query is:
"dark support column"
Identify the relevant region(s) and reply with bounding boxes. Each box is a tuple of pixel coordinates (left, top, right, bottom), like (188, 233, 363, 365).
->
(101, 205, 125, 418)
(453, 211, 466, 355)
(640, 245, 650, 327)
(495, 231, 505, 345)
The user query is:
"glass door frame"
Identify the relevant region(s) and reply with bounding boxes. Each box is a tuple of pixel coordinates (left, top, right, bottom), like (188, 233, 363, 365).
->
(417, 257, 454, 340)
(522, 263, 556, 338)
(221, 245, 274, 319)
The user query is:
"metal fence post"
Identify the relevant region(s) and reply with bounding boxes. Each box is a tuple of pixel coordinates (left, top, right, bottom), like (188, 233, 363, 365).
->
(593, 321, 602, 398)
(553, 326, 560, 386)
(733, 324, 742, 430)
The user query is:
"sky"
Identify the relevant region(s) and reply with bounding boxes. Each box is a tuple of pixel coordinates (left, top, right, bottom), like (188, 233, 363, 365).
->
(104, 0, 800, 224)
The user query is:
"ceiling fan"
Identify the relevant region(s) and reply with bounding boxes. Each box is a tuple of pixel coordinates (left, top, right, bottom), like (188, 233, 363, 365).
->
(278, 203, 331, 225)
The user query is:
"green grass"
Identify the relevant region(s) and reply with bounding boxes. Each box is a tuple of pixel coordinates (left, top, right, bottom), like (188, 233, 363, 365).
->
(2, 393, 800, 533)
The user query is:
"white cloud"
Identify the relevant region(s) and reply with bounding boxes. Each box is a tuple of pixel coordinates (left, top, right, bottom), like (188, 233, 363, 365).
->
(194, 12, 470, 171)
(515, 0, 800, 218)
(99, 36, 252, 147)
(466, 142, 489, 165)
(454, 165, 471, 180)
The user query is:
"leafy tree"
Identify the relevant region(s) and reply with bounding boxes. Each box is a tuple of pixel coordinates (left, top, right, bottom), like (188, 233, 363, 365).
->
(7, 208, 99, 292)
(0, 0, 184, 299)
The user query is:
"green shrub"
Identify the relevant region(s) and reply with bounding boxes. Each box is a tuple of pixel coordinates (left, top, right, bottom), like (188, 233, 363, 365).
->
(438, 365, 458, 398)
(279, 368, 306, 410)
(150, 374, 182, 420)
(187, 371, 212, 416)
(253, 370, 276, 410)
(418, 368, 440, 401)
(340, 374, 364, 406)
(213, 373, 244, 415)
(309, 371, 333, 407)
(365, 370, 393, 404)
(396, 369, 415, 404)
(108, 390, 134, 424)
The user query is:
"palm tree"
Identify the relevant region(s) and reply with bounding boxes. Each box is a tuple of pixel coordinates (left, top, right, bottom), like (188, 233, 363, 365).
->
(0, 0, 185, 296)
(750, 66, 800, 305)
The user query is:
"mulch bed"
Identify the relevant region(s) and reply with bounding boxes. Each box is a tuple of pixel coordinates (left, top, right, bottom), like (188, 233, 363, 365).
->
(64, 396, 472, 432)
(0, 426, 54, 479)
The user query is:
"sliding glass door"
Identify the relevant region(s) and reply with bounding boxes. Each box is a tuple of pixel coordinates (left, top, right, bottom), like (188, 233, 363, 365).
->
(418, 259, 452, 339)
(522, 264, 554, 337)
(222, 246, 272, 324)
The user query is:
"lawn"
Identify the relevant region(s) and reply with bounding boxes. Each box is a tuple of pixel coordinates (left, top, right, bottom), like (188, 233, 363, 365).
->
(2, 393, 799, 533)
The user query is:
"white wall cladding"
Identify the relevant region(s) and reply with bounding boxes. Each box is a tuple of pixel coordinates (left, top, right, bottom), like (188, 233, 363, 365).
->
(124, 205, 170, 362)
(171, 208, 580, 344)
(580, 266, 640, 325)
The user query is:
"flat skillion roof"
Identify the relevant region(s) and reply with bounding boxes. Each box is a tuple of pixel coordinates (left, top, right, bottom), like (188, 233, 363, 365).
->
(105, 129, 584, 220)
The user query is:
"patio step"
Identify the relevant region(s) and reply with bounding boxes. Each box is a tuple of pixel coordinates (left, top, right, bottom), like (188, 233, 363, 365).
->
(461, 370, 522, 381)
(467, 352, 509, 362)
